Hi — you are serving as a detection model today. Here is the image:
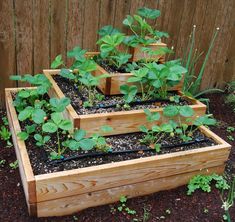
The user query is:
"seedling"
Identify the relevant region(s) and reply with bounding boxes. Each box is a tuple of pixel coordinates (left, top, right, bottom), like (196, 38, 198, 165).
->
(2, 117, 9, 126)
(116, 195, 136, 215)
(0, 126, 12, 146)
(9, 160, 19, 170)
(120, 85, 138, 108)
(0, 159, 6, 167)
(227, 135, 234, 141)
(227, 126, 235, 133)
(187, 173, 229, 195)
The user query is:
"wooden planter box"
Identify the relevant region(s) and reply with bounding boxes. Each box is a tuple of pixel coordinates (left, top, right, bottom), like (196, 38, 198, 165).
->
(6, 87, 231, 217)
(44, 70, 206, 137)
(86, 51, 180, 95)
(131, 42, 167, 62)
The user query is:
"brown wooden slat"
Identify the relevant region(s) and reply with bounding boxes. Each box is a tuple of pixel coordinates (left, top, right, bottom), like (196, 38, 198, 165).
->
(50, 0, 67, 64)
(15, 0, 33, 84)
(83, 0, 100, 50)
(33, 0, 50, 73)
(0, 0, 16, 106)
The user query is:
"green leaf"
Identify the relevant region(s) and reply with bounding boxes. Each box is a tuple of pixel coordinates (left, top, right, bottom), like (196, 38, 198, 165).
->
(161, 123, 173, 133)
(179, 106, 194, 117)
(152, 125, 161, 132)
(78, 139, 96, 150)
(49, 97, 70, 112)
(194, 115, 217, 126)
(51, 112, 62, 125)
(74, 129, 86, 141)
(17, 132, 29, 141)
(137, 7, 161, 19)
(127, 77, 141, 83)
(59, 120, 72, 131)
(59, 68, 76, 80)
(18, 90, 30, 98)
(163, 106, 179, 117)
(98, 25, 120, 37)
(34, 134, 42, 142)
(25, 124, 36, 134)
(42, 122, 58, 133)
(139, 125, 148, 133)
(154, 144, 161, 152)
(64, 139, 80, 150)
(51, 54, 64, 69)
(10, 75, 22, 81)
(32, 109, 46, 124)
(123, 15, 134, 27)
(18, 107, 33, 121)
(43, 136, 50, 143)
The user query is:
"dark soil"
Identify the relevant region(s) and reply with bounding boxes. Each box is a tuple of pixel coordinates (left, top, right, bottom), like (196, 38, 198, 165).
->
(25, 128, 214, 175)
(53, 75, 189, 115)
(0, 93, 235, 222)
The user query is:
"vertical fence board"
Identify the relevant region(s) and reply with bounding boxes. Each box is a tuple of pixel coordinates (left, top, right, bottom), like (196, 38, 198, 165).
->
(33, 0, 50, 73)
(0, 0, 16, 106)
(50, 0, 67, 64)
(0, 0, 235, 107)
(67, 0, 84, 51)
(15, 0, 33, 85)
(83, 0, 100, 50)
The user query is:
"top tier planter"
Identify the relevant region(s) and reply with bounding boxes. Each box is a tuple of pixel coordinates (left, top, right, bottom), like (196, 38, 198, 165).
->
(86, 51, 183, 95)
(131, 42, 167, 62)
(44, 69, 206, 137)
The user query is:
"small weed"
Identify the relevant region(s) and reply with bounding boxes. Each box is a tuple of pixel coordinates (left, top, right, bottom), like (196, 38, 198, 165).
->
(2, 117, 9, 126)
(9, 160, 18, 170)
(0, 159, 6, 167)
(204, 208, 209, 213)
(116, 195, 137, 216)
(227, 135, 234, 141)
(226, 126, 235, 133)
(72, 215, 78, 221)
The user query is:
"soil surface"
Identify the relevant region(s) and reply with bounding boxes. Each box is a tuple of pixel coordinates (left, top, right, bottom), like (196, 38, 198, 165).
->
(53, 75, 189, 115)
(0, 93, 235, 222)
(25, 128, 214, 175)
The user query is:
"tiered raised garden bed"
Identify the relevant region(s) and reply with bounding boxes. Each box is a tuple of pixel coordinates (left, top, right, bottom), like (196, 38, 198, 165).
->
(44, 69, 206, 136)
(5, 87, 231, 217)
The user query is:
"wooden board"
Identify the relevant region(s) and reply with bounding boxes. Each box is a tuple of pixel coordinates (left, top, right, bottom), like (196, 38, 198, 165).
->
(132, 42, 167, 62)
(5, 88, 231, 217)
(44, 70, 206, 136)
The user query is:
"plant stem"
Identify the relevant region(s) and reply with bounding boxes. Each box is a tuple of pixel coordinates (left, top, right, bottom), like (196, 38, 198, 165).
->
(57, 129, 61, 157)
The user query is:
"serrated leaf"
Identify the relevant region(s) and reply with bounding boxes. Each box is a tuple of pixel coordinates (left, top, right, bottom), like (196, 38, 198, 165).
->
(78, 139, 96, 150)
(59, 120, 72, 131)
(42, 122, 58, 133)
(74, 129, 86, 141)
(17, 132, 29, 141)
(179, 106, 194, 117)
(32, 109, 46, 124)
(51, 112, 62, 125)
(163, 106, 179, 117)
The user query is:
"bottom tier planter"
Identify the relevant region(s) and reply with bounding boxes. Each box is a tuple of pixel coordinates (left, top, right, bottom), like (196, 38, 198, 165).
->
(6, 88, 231, 217)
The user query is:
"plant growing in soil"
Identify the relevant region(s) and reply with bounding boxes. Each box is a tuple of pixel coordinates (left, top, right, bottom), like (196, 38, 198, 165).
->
(127, 60, 186, 101)
(0, 126, 12, 146)
(91, 125, 113, 152)
(221, 177, 235, 222)
(9, 160, 18, 170)
(96, 33, 132, 70)
(52, 46, 108, 108)
(187, 173, 229, 195)
(122, 7, 168, 47)
(139, 109, 173, 152)
(0, 159, 6, 167)
(119, 85, 138, 109)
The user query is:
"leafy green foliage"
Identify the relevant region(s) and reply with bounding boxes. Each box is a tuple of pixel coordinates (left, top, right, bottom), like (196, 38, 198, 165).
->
(137, 7, 161, 19)
(51, 55, 64, 69)
(97, 33, 132, 69)
(182, 26, 222, 98)
(9, 160, 18, 170)
(0, 126, 11, 142)
(116, 195, 137, 215)
(120, 85, 138, 105)
(98, 25, 120, 37)
(187, 174, 229, 195)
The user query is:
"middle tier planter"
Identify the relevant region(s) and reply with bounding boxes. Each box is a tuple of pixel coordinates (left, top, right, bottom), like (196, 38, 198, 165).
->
(85, 52, 183, 95)
(44, 69, 206, 136)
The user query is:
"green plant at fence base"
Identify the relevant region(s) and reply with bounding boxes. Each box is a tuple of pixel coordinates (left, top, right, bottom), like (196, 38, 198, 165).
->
(221, 177, 235, 222)
(182, 25, 223, 99)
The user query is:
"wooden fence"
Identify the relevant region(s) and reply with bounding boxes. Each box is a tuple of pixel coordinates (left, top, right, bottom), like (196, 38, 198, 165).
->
(0, 0, 235, 107)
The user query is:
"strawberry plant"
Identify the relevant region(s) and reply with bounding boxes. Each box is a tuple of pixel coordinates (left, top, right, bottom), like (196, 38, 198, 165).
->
(119, 85, 138, 108)
(96, 33, 132, 69)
